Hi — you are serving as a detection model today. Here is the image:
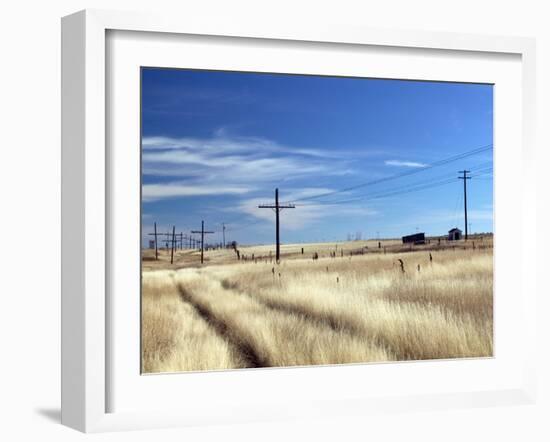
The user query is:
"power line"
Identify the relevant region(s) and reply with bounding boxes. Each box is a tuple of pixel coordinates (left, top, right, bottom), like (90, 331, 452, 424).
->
(470, 167, 493, 178)
(280, 143, 493, 204)
(297, 169, 463, 206)
(469, 162, 494, 171)
(223, 165, 491, 237)
(301, 175, 460, 207)
(177, 146, 493, 237)
(298, 170, 462, 206)
(296, 159, 493, 207)
(215, 146, 493, 233)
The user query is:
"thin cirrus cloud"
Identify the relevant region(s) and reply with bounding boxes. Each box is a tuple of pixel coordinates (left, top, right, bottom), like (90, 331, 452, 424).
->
(141, 134, 357, 189)
(238, 200, 377, 231)
(142, 183, 252, 202)
(384, 159, 428, 168)
(142, 134, 351, 159)
(230, 188, 377, 230)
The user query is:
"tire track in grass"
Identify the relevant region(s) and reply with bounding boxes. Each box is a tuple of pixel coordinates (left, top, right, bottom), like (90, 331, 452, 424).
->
(220, 278, 397, 355)
(176, 282, 265, 368)
(220, 278, 362, 335)
(220, 277, 488, 361)
(219, 278, 402, 359)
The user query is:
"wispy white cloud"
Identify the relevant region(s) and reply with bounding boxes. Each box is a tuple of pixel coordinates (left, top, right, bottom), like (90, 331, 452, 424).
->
(232, 188, 377, 230)
(141, 133, 392, 217)
(142, 134, 339, 159)
(143, 150, 327, 175)
(141, 133, 359, 190)
(385, 160, 428, 168)
(142, 183, 252, 202)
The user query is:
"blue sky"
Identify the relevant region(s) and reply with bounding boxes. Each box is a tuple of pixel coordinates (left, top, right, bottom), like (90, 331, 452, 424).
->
(141, 68, 493, 246)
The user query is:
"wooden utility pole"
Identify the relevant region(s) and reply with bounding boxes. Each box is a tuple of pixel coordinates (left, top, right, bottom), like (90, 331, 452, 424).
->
(458, 170, 471, 240)
(258, 188, 295, 262)
(222, 223, 226, 248)
(170, 225, 176, 264)
(153, 222, 158, 260)
(191, 221, 214, 264)
(181, 233, 188, 249)
(147, 222, 171, 260)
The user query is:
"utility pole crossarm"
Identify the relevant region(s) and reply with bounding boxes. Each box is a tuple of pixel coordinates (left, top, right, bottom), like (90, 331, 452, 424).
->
(258, 204, 296, 209)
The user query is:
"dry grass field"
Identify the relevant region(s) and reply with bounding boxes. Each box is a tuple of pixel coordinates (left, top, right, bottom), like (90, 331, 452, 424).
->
(141, 238, 493, 373)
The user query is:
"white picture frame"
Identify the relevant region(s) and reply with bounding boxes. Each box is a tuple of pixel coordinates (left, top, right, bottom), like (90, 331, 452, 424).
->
(61, 9, 538, 433)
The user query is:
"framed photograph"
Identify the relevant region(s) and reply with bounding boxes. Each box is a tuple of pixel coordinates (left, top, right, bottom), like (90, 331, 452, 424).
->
(61, 9, 538, 432)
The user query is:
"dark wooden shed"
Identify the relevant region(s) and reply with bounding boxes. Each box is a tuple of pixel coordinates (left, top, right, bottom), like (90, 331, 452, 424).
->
(448, 227, 462, 241)
(402, 232, 425, 244)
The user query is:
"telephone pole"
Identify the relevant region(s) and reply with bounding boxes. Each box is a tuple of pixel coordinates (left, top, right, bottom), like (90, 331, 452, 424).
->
(222, 223, 226, 248)
(153, 222, 158, 260)
(258, 188, 295, 262)
(191, 220, 214, 264)
(170, 225, 176, 264)
(458, 170, 471, 240)
(147, 222, 169, 260)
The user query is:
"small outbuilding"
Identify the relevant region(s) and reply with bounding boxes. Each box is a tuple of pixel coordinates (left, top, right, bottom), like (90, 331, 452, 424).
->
(402, 232, 425, 245)
(448, 227, 462, 241)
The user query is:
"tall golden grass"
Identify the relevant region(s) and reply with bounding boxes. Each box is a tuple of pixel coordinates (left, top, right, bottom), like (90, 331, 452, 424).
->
(141, 271, 248, 373)
(142, 247, 493, 373)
